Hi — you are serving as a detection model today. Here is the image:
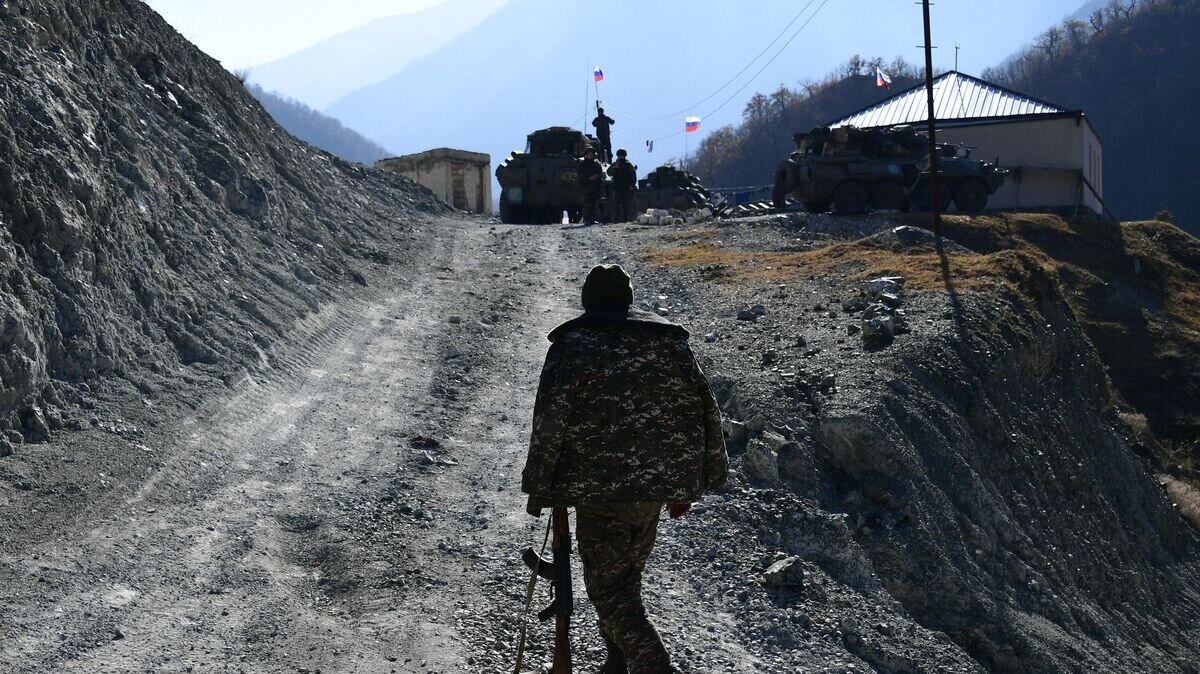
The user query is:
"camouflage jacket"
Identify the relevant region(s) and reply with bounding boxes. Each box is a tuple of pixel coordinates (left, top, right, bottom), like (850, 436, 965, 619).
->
(578, 157, 604, 194)
(521, 308, 728, 507)
(607, 160, 637, 192)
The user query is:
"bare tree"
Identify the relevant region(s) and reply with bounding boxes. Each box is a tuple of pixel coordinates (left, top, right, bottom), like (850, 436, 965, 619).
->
(1063, 20, 1091, 52)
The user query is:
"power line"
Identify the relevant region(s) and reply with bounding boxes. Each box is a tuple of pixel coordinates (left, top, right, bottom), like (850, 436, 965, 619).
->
(648, 0, 831, 144)
(637, 0, 820, 121)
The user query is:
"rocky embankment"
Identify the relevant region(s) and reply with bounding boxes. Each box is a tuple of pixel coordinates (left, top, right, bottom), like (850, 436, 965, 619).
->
(0, 0, 444, 457)
(626, 213, 1200, 672)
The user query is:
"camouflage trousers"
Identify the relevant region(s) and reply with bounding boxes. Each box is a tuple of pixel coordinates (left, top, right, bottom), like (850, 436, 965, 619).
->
(575, 502, 671, 674)
(581, 192, 601, 224)
(614, 191, 635, 223)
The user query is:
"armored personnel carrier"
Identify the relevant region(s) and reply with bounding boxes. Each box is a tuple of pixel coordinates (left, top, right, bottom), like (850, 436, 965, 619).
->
(634, 165, 714, 213)
(772, 125, 1007, 215)
(495, 126, 609, 224)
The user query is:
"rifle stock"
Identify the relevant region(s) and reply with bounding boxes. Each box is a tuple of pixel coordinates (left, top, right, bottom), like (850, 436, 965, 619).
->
(519, 507, 573, 673)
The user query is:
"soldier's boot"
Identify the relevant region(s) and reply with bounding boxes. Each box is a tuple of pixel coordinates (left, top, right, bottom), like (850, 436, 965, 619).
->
(598, 635, 627, 674)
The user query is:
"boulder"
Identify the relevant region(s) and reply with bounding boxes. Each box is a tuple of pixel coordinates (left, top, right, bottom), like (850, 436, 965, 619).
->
(722, 419, 749, 453)
(763, 556, 806, 588)
(866, 276, 905, 298)
(742, 439, 780, 486)
(862, 316, 895, 347)
(842, 296, 867, 313)
(777, 441, 817, 489)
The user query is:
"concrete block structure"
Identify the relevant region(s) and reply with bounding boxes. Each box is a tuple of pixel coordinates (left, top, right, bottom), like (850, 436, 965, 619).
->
(376, 148, 492, 214)
(831, 71, 1104, 217)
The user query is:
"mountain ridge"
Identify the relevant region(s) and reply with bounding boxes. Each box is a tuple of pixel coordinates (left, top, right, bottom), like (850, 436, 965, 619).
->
(246, 0, 507, 110)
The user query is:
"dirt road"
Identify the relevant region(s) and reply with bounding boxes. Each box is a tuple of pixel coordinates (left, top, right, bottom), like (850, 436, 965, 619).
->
(0, 217, 776, 673)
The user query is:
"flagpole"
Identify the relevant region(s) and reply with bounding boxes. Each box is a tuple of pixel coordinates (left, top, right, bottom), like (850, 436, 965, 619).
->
(584, 58, 589, 132)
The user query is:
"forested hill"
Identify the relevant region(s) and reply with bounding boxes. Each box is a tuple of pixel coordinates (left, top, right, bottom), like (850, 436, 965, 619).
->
(692, 0, 1198, 235)
(982, 0, 1198, 232)
(691, 57, 920, 189)
(246, 84, 391, 165)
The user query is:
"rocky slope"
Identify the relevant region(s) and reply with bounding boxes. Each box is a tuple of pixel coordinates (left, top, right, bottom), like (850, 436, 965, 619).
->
(636, 213, 1200, 672)
(0, 0, 445, 457)
(935, 214, 1200, 459)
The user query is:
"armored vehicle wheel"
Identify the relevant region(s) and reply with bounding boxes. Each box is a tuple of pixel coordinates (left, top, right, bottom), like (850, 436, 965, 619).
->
(499, 196, 522, 224)
(772, 165, 789, 211)
(870, 181, 906, 212)
(954, 179, 989, 213)
(804, 199, 831, 213)
(831, 181, 868, 215)
(913, 179, 952, 212)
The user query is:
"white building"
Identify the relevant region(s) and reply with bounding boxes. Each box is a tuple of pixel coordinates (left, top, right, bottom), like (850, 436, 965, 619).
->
(831, 71, 1104, 216)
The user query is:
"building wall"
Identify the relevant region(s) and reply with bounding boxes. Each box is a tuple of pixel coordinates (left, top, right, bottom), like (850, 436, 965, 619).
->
(936, 117, 1103, 215)
(376, 150, 493, 214)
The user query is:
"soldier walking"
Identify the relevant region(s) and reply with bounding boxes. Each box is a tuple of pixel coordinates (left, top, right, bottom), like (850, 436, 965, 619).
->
(592, 107, 616, 163)
(522, 264, 729, 674)
(578, 146, 605, 225)
(606, 149, 637, 223)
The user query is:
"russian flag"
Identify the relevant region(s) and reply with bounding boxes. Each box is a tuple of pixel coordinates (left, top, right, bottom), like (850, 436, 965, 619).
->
(685, 116, 701, 133)
(593, 67, 604, 82)
(876, 67, 892, 90)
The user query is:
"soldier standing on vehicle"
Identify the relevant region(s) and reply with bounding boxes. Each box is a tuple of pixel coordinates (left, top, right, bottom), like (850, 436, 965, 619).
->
(578, 146, 605, 225)
(522, 264, 729, 674)
(607, 148, 637, 223)
(592, 107, 616, 163)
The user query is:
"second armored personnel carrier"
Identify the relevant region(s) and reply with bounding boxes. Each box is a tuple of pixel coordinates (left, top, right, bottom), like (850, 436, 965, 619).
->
(495, 127, 608, 224)
(772, 125, 1007, 215)
(634, 165, 714, 213)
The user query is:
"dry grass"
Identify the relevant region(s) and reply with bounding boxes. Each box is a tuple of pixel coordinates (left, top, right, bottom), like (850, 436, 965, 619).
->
(644, 238, 1052, 298)
(645, 211, 1200, 447)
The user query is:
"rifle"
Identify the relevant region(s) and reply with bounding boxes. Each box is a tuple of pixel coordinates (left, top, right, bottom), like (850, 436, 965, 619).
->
(519, 506, 573, 673)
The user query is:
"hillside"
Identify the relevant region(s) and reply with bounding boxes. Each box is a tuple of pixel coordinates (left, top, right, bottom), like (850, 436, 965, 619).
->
(245, 0, 506, 109)
(982, 0, 1199, 231)
(933, 214, 1200, 457)
(691, 59, 922, 189)
(0, 0, 443, 455)
(636, 211, 1200, 672)
(247, 84, 391, 164)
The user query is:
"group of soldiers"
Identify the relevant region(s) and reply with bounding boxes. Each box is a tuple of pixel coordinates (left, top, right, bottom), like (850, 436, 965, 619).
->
(577, 108, 638, 225)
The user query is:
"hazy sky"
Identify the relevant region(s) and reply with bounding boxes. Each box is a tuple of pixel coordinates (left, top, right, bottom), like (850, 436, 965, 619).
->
(147, 0, 1090, 72)
(143, 0, 445, 68)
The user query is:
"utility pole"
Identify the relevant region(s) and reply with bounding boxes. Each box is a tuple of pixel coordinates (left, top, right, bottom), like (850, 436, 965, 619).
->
(921, 0, 942, 240)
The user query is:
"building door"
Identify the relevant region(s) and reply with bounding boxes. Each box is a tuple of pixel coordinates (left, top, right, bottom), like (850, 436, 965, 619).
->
(450, 162, 468, 210)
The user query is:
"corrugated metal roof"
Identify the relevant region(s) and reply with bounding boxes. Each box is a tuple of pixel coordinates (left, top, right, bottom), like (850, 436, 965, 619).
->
(831, 71, 1068, 128)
